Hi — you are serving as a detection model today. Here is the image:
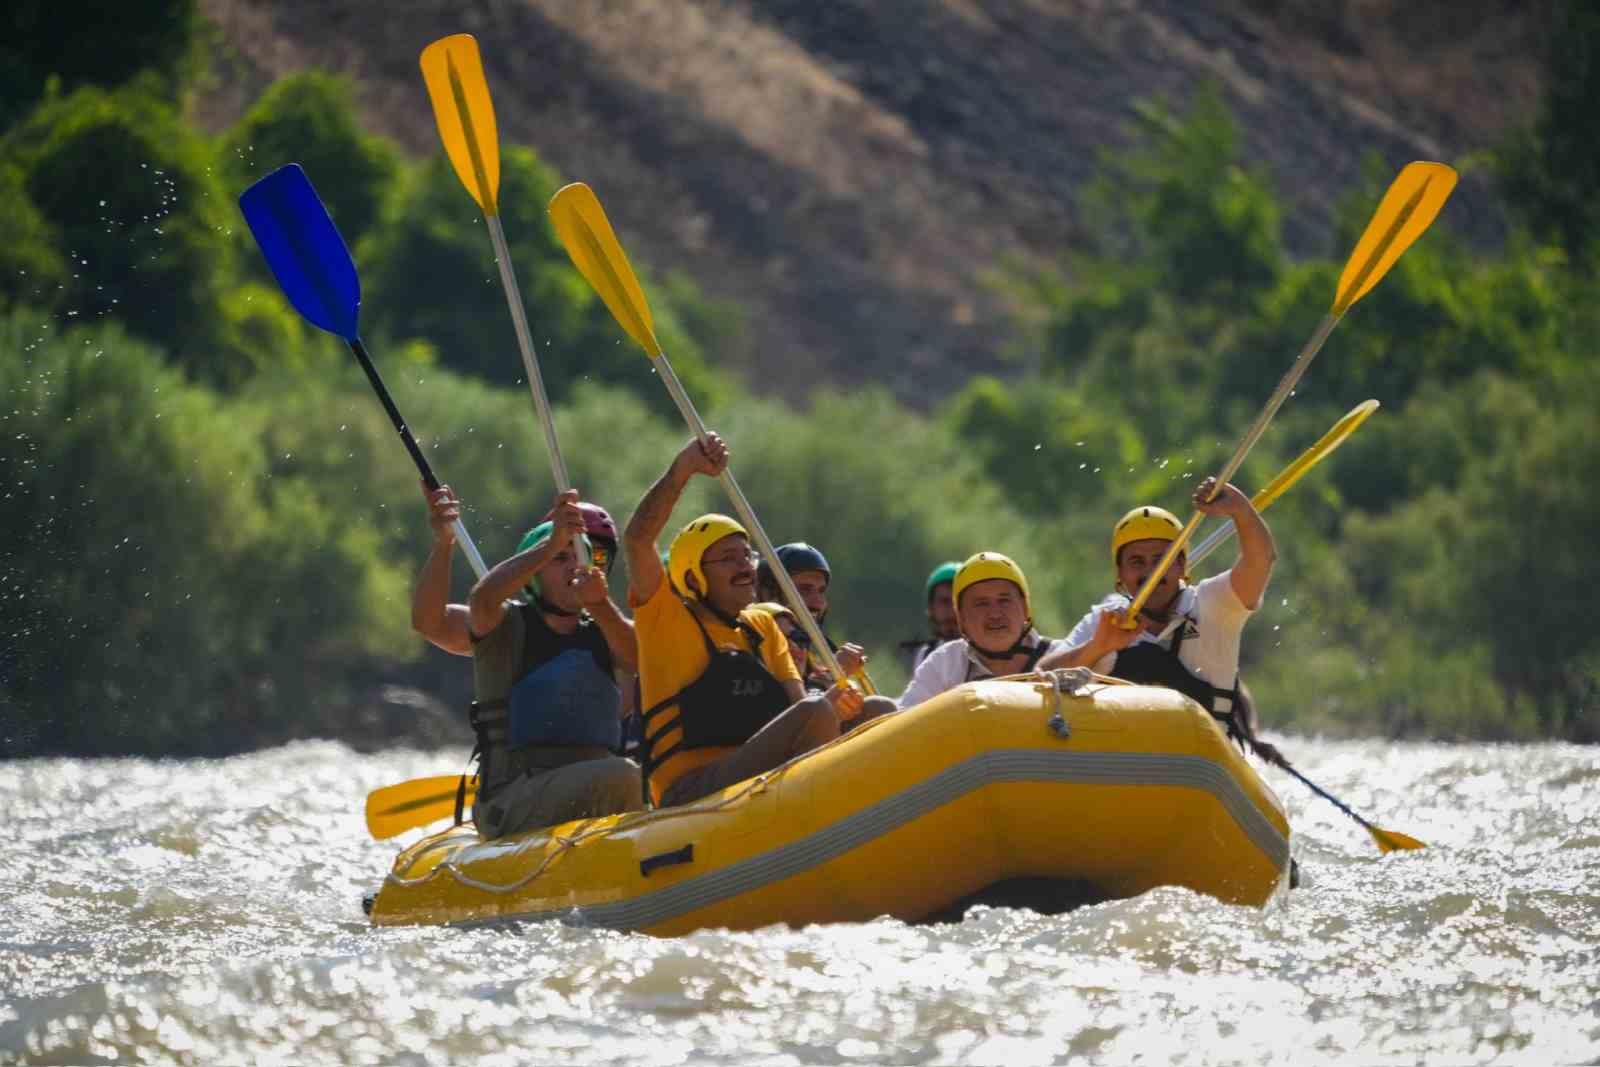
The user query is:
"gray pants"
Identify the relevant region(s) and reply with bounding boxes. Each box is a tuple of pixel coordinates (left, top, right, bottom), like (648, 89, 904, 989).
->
(474, 755, 644, 839)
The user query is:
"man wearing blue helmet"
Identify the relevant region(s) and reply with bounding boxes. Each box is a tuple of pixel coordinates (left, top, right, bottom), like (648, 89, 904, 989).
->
(756, 541, 875, 693)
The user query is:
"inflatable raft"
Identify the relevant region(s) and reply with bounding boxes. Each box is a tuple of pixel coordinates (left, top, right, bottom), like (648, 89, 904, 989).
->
(369, 671, 1291, 933)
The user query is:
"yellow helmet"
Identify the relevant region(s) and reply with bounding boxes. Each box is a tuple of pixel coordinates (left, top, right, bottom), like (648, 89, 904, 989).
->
(951, 551, 1030, 623)
(1111, 505, 1183, 570)
(751, 600, 796, 622)
(668, 513, 748, 598)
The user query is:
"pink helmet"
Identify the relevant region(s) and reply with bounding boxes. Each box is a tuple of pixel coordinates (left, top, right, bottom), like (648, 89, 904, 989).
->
(578, 502, 619, 545)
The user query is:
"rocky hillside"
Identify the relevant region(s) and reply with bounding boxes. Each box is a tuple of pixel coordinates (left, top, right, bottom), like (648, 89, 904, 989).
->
(198, 0, 1545, 404)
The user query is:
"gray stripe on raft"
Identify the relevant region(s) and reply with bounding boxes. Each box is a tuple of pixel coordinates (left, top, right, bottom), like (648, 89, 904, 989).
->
(460, 749, 1289, 931)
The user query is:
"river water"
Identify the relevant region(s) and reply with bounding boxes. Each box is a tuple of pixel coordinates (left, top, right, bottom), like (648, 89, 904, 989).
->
(2, 737, 1596, 1065)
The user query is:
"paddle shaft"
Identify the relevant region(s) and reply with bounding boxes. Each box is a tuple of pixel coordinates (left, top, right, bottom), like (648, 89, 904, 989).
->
(348, 338, 488, 578)
(485, 216, 572, 490)
(484, 216, 594, 566)
(651, 351, 858, 689)
(1124, 312, 1340, 621)
(1189, 398, 1378, 568)
(1277, 760, 1378, 833)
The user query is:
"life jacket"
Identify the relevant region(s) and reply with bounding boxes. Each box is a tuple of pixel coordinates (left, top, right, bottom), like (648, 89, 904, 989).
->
(463, 604, 620, 809)
(906, 637, 939, 673)
(639, 604, 792, 785)
(962, 634, 1050, 682)
(1110, 612, 1245, 739)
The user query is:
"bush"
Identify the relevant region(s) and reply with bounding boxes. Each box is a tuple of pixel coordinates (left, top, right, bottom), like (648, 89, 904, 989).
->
(0, 311, 412, 756)
(2, 84, 243, 382)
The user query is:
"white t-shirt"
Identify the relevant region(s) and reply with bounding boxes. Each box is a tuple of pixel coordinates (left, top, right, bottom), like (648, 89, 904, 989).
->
(1065, 571, 1254, 708)
(896, 629, 1069, 710)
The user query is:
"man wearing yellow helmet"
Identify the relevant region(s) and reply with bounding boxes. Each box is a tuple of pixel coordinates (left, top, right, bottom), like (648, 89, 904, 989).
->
(1039, 477, 1277, 746)
(624, 435, 868, 808)
(895, 551, 1067, 709)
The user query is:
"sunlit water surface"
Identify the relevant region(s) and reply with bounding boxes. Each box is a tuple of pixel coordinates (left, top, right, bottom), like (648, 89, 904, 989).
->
(3, 739, 1597, 1065)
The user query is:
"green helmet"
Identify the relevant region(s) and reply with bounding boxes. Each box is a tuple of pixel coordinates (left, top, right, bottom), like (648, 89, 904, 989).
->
(516, 521, 589, 600)
(924, 560, 961, 602)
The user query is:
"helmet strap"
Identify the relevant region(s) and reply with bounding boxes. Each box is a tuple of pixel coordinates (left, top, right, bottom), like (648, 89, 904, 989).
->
(689, 594, 744, 630)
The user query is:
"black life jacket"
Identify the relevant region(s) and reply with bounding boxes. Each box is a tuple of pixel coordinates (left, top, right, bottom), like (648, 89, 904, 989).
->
(964, 637, 1051, 682)
(898, 635, 942, 675)
(1110, 614, 1245, 739)
(639, 604, 792, 781)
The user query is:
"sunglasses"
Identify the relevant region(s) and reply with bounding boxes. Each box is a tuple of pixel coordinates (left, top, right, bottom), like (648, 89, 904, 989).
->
(780, 624, 813, 649)
(589, 541, 614, 572)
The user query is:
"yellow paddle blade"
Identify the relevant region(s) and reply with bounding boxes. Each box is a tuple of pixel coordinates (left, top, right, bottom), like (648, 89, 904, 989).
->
(1332, 161, 1457, 315)
(1252, 398, 1379, 512)
(420, 34, 500, 217)
(548, 182, 662, 357)
(365, 774, 475, 840)
(1370, 825, 1427, 854)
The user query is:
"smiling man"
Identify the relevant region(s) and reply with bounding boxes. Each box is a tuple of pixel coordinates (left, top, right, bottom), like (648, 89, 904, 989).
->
(624, 434, 870, 808)
(451, 489, 643, 840)
(895, 551, 1066, 710)
(1038, 477, 1277, 751)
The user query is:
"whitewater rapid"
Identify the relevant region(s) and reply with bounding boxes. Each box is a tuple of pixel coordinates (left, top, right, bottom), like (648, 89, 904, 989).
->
(3, 737, 1596, 1064)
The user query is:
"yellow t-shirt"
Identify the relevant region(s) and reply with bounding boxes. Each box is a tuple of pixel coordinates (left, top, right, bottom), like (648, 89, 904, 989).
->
(633, 581, 800, 804)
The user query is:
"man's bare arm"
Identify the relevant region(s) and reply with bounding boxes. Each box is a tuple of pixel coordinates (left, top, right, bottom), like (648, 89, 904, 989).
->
(623, 434, 730, 604)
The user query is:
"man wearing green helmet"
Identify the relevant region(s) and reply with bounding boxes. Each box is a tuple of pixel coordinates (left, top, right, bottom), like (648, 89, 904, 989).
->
(1039, 477, 1280, 757)
(413, 484, 643, 839)
(895, 551, 1068, 710)
(623, 434, 868, 808)
(900, 560, 962, 674)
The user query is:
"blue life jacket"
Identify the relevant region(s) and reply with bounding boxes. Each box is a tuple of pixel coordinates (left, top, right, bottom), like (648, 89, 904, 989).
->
(508, 646, 622, 750)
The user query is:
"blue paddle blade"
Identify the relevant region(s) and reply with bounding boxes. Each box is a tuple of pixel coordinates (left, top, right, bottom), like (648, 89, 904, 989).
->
(238, 163, 361, 340)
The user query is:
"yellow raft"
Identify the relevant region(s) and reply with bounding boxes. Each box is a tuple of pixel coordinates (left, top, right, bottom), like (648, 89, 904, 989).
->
(369, 673, 1291, 933)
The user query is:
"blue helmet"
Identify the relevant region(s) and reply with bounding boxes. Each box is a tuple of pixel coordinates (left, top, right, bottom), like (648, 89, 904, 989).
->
(775, 542, 830, 578)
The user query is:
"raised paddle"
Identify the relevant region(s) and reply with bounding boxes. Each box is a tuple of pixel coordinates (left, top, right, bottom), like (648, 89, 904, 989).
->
(420, 34, 583, 565)
(547, 182, 869, 693)
(1188, 398, 1379, 568)
(1123, 162, 1457, 626)
(239, 163, 489, 578)
(1272, 758, 1425, 854)
(366, 775, 477, 840)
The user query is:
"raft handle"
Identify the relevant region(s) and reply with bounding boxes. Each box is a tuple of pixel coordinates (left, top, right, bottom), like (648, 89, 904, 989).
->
(640, 843, 694, 877)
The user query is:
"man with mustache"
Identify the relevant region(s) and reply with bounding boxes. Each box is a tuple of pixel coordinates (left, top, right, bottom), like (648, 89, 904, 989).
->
(624, 435, 873, 808)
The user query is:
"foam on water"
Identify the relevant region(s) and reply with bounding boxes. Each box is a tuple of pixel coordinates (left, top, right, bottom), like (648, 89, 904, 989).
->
(3, 738, 1597, 1064)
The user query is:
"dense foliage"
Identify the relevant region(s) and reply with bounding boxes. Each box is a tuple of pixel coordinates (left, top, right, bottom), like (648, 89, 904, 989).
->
(3, 2, 1597, 755)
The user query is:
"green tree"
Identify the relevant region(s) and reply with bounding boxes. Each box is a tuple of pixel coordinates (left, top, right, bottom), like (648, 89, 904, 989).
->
(1, 83, 244, 381)
(0, 0, 201, 128)
(0, 163, 68, 309)
(1495, 0, 1600, 265)
(0, 311, 412, 757)
(359, 150, 730, 415)
(217, 73, 402, 252)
